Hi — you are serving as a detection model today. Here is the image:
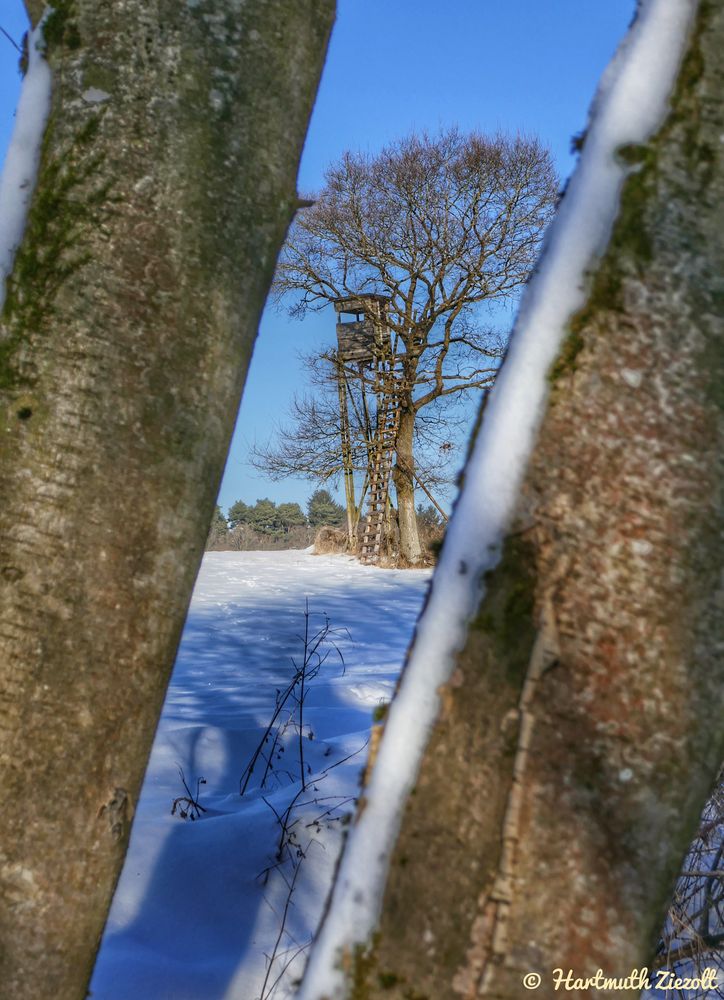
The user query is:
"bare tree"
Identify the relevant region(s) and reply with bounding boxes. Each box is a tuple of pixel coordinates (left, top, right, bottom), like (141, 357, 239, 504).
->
(0, 2, 333, 997)
(251, 348, 461, 549)
(274, 128, 557, 562)
(654, 781, 724, 989)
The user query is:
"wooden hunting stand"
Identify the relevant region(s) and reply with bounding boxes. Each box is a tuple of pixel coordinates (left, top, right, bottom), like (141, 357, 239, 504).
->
(334, 295, 402, 563)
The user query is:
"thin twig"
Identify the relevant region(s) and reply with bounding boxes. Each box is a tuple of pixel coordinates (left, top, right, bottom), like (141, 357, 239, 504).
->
(170, 766, 206, 820)
(258, 859, 303, 1000)
(259, 940, 311, 1000)
(0, 25, 21, 53)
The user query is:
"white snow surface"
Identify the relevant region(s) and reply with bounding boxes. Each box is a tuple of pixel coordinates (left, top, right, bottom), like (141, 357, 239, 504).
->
(0, 19, 52, 312)
(90, 550, 430, 1000)
(298, 2, 699, 998)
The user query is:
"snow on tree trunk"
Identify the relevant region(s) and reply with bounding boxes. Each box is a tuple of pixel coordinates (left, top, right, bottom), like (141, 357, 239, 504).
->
(358, 4, 723, 997)
(394, 405, 422, 564)
(0, 2, 333, 998)
(299, 1, 724, 998)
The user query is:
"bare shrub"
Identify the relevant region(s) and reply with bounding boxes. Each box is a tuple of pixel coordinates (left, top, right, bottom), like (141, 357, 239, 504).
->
(215, 524, 314, 552)
(650, 780, 724, 997)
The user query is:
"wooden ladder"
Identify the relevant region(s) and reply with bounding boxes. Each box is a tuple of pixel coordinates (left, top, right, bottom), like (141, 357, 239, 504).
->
(359, 367, 402, 564)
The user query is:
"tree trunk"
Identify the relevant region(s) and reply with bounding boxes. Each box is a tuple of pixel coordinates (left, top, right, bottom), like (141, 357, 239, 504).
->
(336, 4, 724, 998)
(0, 2, 333, 998)
(336, 360, 358, 551)
(394, 404, 422, 564)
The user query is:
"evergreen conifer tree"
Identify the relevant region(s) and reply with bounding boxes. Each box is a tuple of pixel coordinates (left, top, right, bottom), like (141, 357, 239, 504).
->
(307, 489, 345, 527)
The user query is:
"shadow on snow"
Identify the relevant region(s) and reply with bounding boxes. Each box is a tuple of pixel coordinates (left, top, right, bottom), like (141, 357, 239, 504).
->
(90, 551, 430, 1000)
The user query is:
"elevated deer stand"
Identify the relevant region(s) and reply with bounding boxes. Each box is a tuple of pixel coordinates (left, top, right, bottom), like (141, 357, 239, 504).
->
(334, 295, 402, 563)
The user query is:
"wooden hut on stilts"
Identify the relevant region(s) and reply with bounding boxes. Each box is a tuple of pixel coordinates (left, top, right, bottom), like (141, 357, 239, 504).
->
(333, 295, 403, 563)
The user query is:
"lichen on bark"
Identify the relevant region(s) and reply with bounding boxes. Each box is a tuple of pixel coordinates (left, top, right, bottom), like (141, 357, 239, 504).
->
(350, 3, 724, 998)
(0, 2, 334, 997)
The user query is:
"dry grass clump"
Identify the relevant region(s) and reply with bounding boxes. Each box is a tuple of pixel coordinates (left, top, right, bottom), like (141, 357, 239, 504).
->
(312, 527, 348, 555)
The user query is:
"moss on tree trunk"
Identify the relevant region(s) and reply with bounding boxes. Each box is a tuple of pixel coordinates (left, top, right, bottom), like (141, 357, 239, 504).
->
(0, 1, 333, 997)
(351, 3, 724, 998)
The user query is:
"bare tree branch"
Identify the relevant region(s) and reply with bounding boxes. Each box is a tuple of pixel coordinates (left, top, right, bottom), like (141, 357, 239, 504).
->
(269, 128, 557, 561)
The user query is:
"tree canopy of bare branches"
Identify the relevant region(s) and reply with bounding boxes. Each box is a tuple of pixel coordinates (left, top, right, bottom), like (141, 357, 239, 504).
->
(274, 128, 557, 562)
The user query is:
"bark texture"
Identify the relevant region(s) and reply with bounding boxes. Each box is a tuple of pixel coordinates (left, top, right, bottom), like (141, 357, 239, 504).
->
(1, 2, 333, 997)
(394, 404, 423, 564)
(352, 5, 724, 999)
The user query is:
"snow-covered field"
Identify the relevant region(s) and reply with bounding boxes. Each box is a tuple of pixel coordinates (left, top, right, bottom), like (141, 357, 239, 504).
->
(89, 550, 430, 1000)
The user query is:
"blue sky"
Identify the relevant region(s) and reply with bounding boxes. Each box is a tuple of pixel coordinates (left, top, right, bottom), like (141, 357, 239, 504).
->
(0, 0, 634, 513)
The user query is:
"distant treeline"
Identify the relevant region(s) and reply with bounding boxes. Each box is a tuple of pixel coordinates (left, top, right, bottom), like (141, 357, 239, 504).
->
(206, 490, 444, 553)
(206, 490, 345, 551)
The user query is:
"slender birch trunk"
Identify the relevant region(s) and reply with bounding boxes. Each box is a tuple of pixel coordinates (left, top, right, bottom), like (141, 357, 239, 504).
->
(0, 2, 333, 997)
